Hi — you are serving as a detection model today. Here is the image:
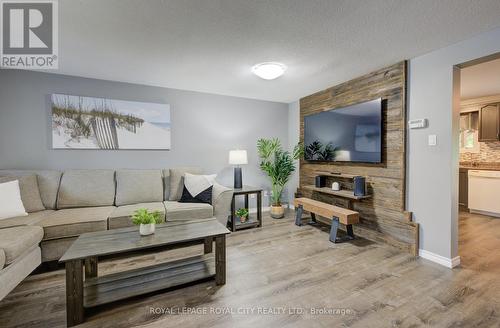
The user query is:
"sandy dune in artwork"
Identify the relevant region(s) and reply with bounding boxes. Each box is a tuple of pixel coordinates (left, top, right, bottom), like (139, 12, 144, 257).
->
(116, 122, 170, 149)
(53, 122, 170, 149)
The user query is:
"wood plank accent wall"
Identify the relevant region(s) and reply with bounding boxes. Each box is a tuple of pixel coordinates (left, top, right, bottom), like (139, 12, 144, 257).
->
(298, 61, 419, 255)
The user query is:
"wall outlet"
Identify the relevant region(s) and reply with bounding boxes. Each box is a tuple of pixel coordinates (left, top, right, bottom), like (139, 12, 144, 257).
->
(263, 190, 269, 197)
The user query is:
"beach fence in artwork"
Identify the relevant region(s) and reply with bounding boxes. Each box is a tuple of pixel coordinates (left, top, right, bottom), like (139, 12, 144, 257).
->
(90, 116, 119, 149)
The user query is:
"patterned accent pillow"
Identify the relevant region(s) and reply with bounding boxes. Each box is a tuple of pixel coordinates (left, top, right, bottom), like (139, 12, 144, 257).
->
(179, 173, 216, 205)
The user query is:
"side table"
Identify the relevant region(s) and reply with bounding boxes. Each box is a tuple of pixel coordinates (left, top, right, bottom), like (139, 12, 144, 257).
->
(229, 186, 263, 232)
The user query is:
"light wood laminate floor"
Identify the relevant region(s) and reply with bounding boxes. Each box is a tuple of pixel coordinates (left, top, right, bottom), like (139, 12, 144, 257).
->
(0, 210, 499, 327)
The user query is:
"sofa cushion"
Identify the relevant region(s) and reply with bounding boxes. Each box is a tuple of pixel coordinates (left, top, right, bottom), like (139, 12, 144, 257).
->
(0, 210, 54, 229)
(0, 226, 43, 265)
(0, 170, 62, 209)
(57, 170, 115, 209)
(109, 202, 166, 229)
(168, 167, 202, 201)
(115, 170, 163, 206)
(0, 175, 45, 212)
(164, 201, 213, 221)
(37, 206, 114, 240)
(0, 249, 5, 269)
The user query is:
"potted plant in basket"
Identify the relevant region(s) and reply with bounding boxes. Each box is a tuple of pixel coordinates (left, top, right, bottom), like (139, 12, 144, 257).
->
(257, 138, 303, 219)
(236, 208, 249, 223)
(132, 208, 163, 236)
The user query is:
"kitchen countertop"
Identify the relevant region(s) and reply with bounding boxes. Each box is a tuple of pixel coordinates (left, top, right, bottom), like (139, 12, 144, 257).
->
(460, 162, 500, 171)
(460, 167, 500, 171)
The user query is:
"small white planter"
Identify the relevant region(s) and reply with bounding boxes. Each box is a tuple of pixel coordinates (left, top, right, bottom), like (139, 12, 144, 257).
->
(139, 223, 156, 236)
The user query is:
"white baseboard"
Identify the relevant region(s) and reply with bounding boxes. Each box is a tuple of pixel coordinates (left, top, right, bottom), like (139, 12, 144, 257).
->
(419, 249, 461, 268)
(469, 209, 500, 218)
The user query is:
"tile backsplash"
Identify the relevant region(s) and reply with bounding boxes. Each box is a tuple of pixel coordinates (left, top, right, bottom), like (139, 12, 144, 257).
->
(460, 141, 500, 163)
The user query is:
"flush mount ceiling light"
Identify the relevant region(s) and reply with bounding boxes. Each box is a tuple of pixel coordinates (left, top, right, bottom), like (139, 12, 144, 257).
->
(251, 62, 287, 80)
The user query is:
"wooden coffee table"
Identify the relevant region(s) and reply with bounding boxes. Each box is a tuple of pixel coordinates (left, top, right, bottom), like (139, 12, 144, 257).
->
(59, 218, 230, 327)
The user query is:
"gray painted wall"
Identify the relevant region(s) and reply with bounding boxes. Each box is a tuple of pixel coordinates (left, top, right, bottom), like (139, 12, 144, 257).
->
(407, 27, 500, 261)
(0, 70, 289, 207)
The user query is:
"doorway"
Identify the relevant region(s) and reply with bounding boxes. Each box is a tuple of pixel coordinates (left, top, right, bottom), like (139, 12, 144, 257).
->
(455, 54, 500, 272)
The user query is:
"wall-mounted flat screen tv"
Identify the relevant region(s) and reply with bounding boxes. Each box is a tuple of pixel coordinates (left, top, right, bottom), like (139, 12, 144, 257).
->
(304, 98, 382, 163)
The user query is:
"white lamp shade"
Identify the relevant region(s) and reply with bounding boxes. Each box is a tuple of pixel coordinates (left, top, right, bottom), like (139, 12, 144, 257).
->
(229, 150, 248, 165)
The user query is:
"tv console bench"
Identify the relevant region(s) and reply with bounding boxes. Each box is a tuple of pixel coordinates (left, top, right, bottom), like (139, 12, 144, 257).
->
(294, 197, 359, 243)
(295, 171, 371, 242)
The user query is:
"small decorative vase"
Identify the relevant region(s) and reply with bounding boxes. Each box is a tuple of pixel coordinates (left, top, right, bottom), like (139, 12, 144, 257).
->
(270, 205, 285, 219)
(239, 215, 248, 223)
(139, 223, 155, 236)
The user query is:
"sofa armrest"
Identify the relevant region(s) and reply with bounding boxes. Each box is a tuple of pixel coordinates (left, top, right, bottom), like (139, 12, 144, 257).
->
(212, 183, 233, 225)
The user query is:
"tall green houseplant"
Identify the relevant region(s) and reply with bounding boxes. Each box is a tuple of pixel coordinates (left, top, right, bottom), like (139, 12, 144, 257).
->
(257, 138, 303, 218)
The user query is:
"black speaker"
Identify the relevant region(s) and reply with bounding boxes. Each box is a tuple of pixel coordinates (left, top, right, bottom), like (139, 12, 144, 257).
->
(315, 176, 326, 188)
(353, 176, 366, 196)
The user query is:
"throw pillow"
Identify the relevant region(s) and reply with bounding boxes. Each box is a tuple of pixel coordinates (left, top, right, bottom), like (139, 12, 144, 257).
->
(0, 175, 45, 212)
(168, 167, 203, 201)
(0, 180, 28, 220)
(179, 173, 216, 204)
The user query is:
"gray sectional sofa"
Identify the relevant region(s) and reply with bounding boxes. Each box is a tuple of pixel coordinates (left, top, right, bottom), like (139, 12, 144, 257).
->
(0, 167, 233, 300)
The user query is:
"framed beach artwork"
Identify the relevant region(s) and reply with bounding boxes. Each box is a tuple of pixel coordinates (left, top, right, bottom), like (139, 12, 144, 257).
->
(51, 94, 171, 150)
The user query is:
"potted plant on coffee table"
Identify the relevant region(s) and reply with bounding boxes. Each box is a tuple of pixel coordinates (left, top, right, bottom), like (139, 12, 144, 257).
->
(236, 208, 249, 223)
(132, 208, 163, 236)
(257, 138, 303, 219)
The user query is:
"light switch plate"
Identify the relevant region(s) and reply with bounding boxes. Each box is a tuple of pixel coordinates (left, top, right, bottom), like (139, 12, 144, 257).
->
(428, 134, 437, 146)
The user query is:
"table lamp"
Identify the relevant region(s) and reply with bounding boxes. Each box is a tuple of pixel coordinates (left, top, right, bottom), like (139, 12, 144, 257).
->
(229, 150, 247, 189)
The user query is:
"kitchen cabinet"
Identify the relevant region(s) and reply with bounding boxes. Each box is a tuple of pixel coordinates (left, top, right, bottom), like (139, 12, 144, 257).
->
(460, 111, 479, 131)
(479, 103, 500, 141)
(459, 168, 468, 207)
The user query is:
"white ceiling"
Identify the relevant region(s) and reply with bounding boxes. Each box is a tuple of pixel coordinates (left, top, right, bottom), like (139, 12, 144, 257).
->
(54, 0, 500, 103)
(461, 58, 500, 100)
